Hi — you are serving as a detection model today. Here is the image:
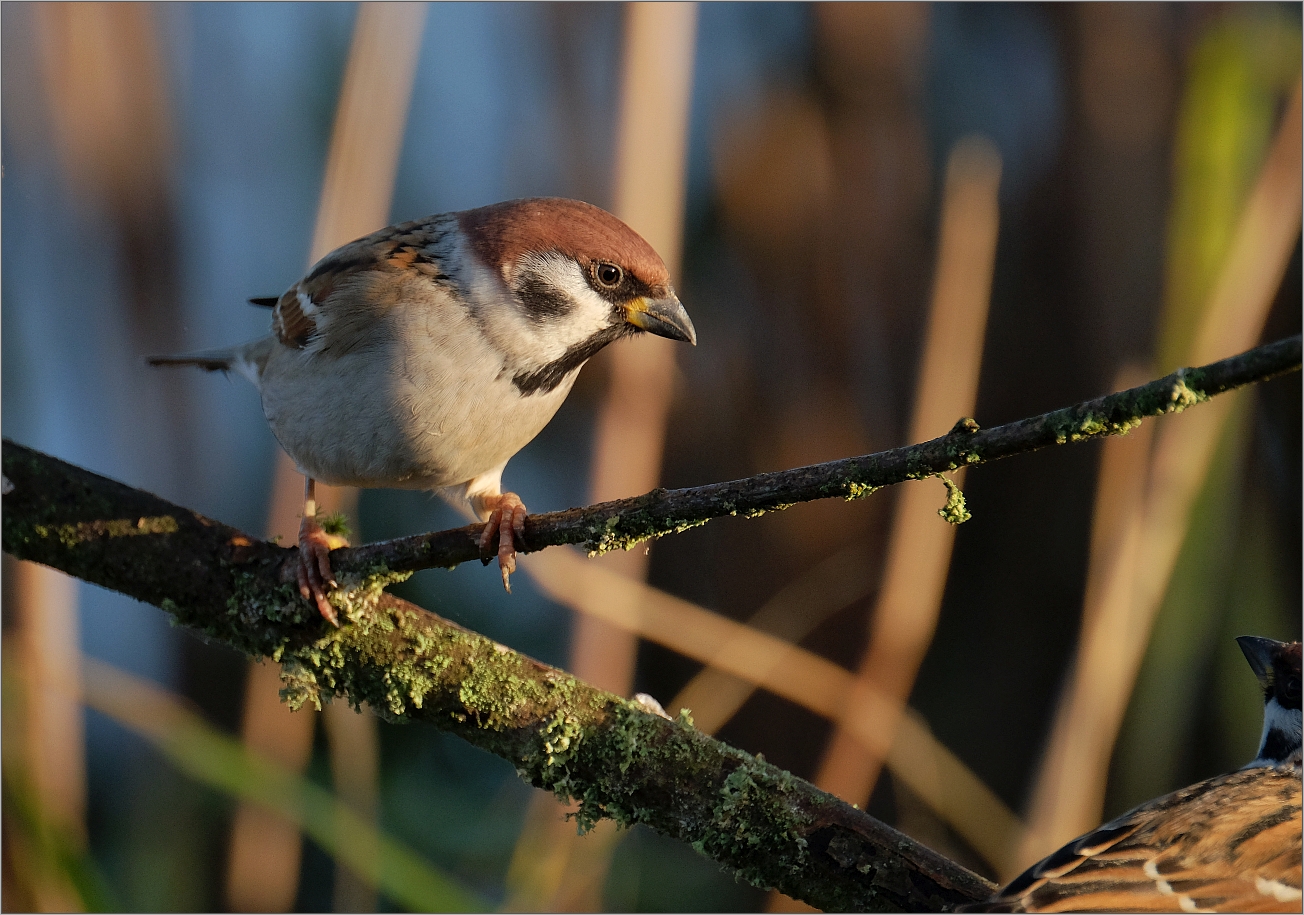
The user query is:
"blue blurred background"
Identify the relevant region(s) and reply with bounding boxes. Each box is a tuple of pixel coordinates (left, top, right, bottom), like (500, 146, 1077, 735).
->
(3, 3, 1300, 911)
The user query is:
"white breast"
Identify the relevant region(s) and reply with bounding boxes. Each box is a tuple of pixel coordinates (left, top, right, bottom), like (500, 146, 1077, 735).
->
(257, 278, 578, 491)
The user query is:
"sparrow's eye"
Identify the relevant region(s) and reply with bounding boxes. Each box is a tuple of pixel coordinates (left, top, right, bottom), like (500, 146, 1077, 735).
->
(594, 263, 624, 289)
(1285, 676, 1301, 703)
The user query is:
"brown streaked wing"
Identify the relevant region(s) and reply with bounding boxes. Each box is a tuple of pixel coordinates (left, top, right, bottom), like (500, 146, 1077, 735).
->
(271, 285, 316, 349)
(980, 768, 1301, 913)
(272, 219, 453, 350)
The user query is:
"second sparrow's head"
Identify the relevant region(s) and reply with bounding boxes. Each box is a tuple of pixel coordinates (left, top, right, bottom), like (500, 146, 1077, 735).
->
(1237, 636, 1302, 767)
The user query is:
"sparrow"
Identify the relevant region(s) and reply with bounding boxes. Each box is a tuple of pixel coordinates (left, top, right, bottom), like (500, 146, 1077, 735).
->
(966, 636, 1302, 914)
(150, 198, 696, 624)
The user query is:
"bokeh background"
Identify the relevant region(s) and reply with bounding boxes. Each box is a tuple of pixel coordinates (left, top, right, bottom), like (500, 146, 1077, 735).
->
(2, 2, 1300, 912)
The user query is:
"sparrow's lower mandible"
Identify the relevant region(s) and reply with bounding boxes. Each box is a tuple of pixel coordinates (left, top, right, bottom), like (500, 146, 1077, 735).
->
(150, 197, 696, 624)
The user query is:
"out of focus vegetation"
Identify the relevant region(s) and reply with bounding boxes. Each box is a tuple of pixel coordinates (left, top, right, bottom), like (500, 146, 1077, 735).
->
(2, 3, 1299, 912)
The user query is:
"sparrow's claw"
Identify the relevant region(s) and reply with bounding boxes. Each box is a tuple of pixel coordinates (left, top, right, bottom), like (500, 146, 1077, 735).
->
(298, 516, 348, 626)
(477, 492, 527, 593)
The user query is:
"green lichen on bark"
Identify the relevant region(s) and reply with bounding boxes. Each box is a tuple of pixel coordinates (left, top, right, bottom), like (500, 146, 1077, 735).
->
(937, 476, 971, 525)
(31, 514, 180, 548)
(539, 706, 585, 770)
(846, 482, 879, 501)
(582, 507, 711, 555)
(1164, 374, 1207, 410)
(1049, 410, 1144, 444)
(224, 565, 311, 634)
(1046, 370, 1210, 445)
(319, 512, 351, 538)
(560, 699, 681, 832)
(740, 502, 795, 518)
(538, 698, 823, 892)
(694, 760, 813, 887)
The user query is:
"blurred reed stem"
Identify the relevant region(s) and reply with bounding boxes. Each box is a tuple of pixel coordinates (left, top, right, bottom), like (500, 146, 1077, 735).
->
(1016, 44, 1301, 872)
(807, 133, 1001, 837)
(33, 2, 195, 476)
(10, 563, 86, 848)
(503, 4, 698, 911)
(80, 658, 482, 913)
(1012, 367, 1154, 877)
(669, 542, 877, 736)
(19, 6, 174, 902)
(1108, 65, 1302, 813)
(228, 4, 426, 910)
(524, 546, 1022, 876)
(225, 660, 316, 912)
(2, 559, 92, 913)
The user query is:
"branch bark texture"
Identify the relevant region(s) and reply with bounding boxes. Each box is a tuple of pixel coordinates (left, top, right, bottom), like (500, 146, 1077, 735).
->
(341, 334, 1301, 580)
(1, 440, 993, 911)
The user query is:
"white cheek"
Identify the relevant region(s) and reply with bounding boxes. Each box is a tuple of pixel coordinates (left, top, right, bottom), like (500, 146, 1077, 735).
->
(1267, 699, 1302, 740)
(501, 254, 617, 362)
(537, 275, 615, 352)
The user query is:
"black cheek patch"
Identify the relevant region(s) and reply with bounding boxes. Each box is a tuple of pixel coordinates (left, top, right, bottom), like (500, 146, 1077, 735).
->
(1259, 729, 1298, 765)
(1273, 669, 1301, 709)
(517, 274, 576, 323)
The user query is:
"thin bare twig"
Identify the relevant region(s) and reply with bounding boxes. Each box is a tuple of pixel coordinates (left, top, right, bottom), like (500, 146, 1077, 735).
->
(812, 133, 1002, 835)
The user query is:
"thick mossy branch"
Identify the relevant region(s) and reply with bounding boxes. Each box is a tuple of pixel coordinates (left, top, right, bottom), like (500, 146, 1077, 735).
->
(339, 334, 1301, 579)
(1, 442, 993, 911)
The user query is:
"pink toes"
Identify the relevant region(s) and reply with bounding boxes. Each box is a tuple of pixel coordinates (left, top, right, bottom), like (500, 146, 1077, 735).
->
(298, 516, 347, 626)
(477, 492, 527, 593)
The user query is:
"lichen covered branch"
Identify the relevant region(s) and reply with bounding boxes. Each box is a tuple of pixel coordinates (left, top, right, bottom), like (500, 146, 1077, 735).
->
(1, 441, 993, 911)
(2, 336, 1296, 910)
(340, 334, 1301, 579)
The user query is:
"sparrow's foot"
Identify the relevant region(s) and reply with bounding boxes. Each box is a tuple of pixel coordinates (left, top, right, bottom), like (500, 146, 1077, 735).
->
(298, 516, 349, 625)
(477, 492, 527, 593)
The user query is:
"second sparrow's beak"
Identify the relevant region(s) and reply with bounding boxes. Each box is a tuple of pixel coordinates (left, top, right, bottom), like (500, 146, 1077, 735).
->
(1237, 635, 1282, 687)
(625, 294, 697, 345)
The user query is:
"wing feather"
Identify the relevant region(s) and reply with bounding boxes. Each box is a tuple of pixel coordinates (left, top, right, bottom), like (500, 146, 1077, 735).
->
(967, 767, 1301, 913)
(269, 218, 457, 350)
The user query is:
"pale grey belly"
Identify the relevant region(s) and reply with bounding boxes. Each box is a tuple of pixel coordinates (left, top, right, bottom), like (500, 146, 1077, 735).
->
(259, 344, 576, 490)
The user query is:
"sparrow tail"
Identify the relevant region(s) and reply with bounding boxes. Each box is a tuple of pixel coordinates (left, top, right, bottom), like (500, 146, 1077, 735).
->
(146, 338, 273, 387)
(146, 349, 237, 372)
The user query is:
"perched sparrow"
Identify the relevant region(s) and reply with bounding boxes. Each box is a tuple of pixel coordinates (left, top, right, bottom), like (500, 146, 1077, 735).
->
(968, 636, 1302, 914)
(150, 198, 695, 623)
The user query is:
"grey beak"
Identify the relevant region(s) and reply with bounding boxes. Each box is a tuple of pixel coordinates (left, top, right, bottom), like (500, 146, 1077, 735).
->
(1237, 635, 1282, 686)
(626, 294, 697, 345)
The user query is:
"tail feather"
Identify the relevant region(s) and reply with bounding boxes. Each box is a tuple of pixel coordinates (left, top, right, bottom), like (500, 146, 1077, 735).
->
(146, 350, 237, 372)
(146, 337, 273, 388)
